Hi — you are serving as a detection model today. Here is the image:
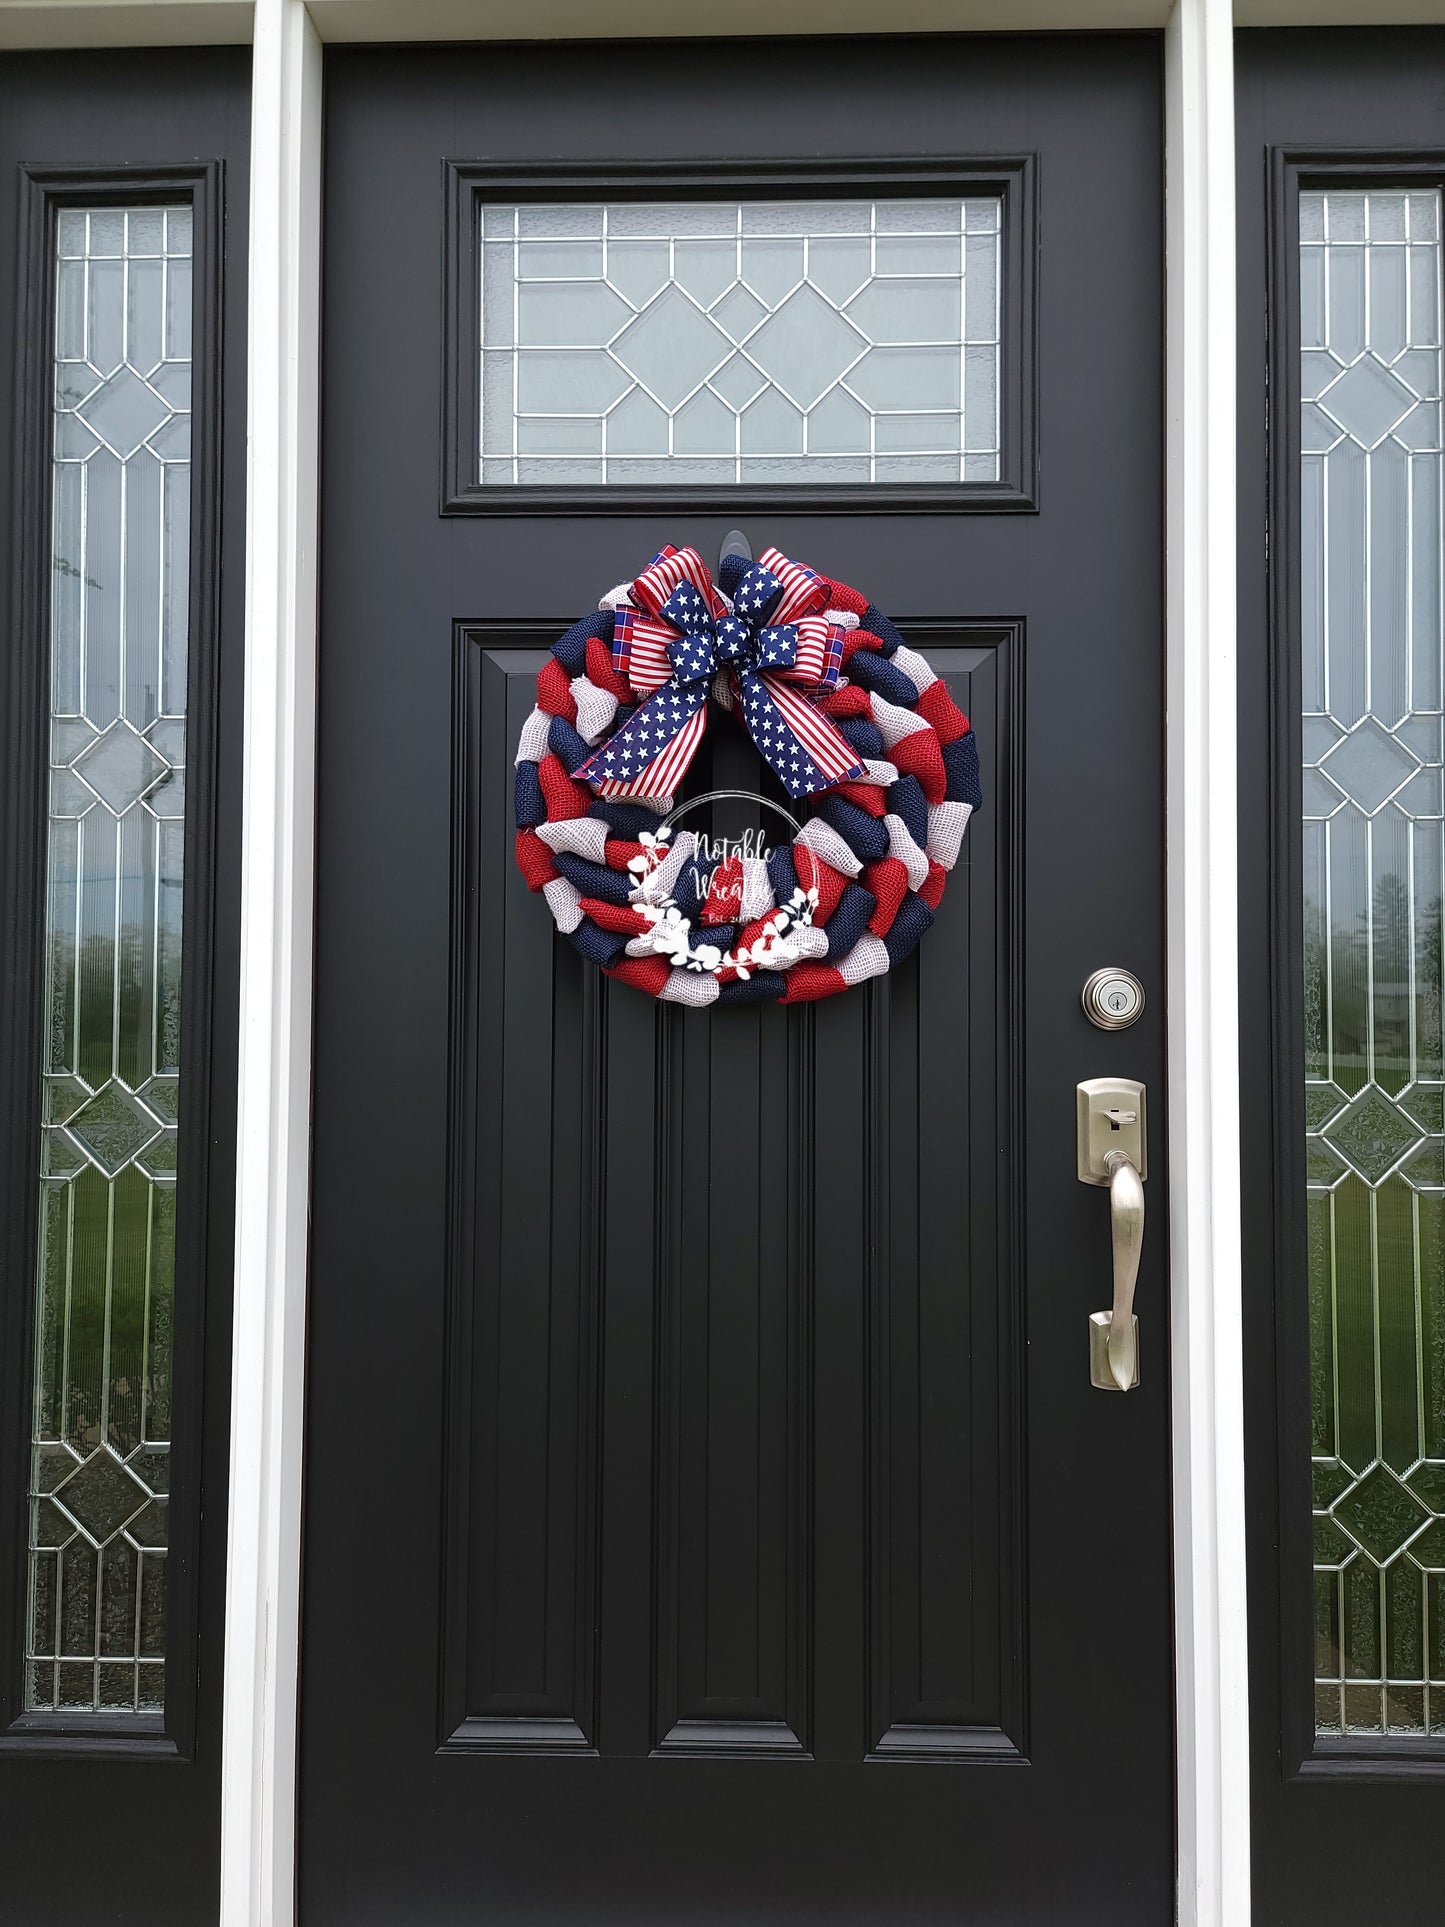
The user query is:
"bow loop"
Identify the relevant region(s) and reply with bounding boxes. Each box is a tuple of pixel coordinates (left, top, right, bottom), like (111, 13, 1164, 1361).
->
(665, 624, 718, 685)
(752, 625, 799, 672)
(729, 560, 787, 625)
(657, 579, 718, 643)
(631, 545, 728, 623)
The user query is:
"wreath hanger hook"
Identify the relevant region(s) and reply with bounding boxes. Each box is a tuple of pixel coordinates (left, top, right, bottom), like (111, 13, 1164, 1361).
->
(718, 527, 752, 574)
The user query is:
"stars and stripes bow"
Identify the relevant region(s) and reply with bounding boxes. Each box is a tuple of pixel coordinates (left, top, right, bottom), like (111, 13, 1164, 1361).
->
(573, 544, 864, 800)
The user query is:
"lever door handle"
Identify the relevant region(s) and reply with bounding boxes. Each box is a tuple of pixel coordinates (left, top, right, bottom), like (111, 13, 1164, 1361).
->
(1077, 1078, 1147, 1392)
(1100, 1150, 1144, 1390)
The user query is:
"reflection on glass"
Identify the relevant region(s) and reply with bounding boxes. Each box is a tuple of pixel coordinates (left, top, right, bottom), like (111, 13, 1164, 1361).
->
(26, 206, 193, 1715)
(1301, 189, 1445, 1737)
(479, 198, 1002, 485)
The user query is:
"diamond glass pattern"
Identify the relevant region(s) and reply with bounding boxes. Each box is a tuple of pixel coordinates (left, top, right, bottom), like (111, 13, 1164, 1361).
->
(79, 364, 171, 458)
(1335, 1464, 1433, 1562)
(54, 1451, 151, 1546)
(1318, 355, 1418, 447)
(479, 199, 1002, 485)
(1320, 718, 1422, 814)
(26, 206, 192, 1717)
(73, 721, 169, 815)
(1302, 190, 1445, 1739)
(65, 1083, 164, 1178)
(1323, 1088, 1426, 1183)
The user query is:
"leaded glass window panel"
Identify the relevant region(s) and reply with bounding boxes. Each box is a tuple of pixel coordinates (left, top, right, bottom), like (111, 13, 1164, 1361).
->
(25, 205, 193, 1716)
(1301, 187, 1445, 1738)
(478, 199, 1001, 485)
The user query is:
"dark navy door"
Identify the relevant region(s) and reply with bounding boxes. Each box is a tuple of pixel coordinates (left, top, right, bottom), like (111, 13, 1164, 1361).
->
(304, 33, 1171, 1925)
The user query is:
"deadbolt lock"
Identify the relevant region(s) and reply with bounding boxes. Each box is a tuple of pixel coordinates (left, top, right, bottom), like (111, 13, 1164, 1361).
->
(1082, 967, 1145, 1031)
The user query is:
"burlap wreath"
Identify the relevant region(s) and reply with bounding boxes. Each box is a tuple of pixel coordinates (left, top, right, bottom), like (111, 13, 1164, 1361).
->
(513, 543, 981, 1006)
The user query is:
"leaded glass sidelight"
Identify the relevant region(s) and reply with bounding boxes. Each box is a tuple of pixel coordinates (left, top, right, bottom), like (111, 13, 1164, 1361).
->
(1300, 188, 1445, 1738)
(478, 199, 1002, 485)
(25, 206, 194, 1715)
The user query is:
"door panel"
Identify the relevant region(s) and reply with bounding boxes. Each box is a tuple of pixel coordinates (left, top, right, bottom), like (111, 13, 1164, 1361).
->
(306, 35, 1169, 1925)
(447, 631, 1016, 1763)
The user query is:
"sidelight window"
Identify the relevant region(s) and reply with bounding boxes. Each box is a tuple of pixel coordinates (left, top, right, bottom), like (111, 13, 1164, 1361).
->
(1300, 186, 1445, 1739)
(24, 205, 195, 1716)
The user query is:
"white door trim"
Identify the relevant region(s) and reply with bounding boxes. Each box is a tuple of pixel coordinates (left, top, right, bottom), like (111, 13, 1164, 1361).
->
(1164, 5, 1252, 1923)
(219, 4, 321, 1924)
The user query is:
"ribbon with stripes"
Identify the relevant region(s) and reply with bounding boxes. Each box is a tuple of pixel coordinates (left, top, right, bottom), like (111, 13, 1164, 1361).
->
(573, 545, 864, 800)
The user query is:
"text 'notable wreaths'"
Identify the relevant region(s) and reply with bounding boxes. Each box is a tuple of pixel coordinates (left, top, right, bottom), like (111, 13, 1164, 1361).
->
(513, 543, 982, 1007)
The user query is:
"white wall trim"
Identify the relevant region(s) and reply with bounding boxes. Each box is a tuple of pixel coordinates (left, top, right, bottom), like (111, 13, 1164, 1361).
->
(1165, 4, 1252, 1924)
(10, 0, 1445, 46)
(219, 3, 321, 1924)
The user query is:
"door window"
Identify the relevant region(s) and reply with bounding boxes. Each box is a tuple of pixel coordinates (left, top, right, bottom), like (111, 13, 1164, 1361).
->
(478, 197, 1002, 486)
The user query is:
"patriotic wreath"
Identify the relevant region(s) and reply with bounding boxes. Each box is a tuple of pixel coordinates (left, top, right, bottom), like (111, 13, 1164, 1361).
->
(513, 543, 982, 1007)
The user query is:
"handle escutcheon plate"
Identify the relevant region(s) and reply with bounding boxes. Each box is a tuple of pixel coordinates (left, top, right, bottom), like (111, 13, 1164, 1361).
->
(1089, 1312, 1140, 1392)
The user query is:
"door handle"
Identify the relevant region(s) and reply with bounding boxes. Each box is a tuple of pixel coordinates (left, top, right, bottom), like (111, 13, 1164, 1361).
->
(1077, 1078, 1147, 1392)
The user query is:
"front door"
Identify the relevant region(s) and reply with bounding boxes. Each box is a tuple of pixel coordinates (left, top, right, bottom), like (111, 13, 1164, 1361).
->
(303, 34, 1171, 1924)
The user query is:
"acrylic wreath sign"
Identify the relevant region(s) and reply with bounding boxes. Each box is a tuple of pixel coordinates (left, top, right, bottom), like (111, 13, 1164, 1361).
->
(512, 543, 982, 1008)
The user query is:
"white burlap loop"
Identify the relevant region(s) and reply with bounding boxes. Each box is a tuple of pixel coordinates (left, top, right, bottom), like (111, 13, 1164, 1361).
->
(883, 814, 930, 890)
(927, 801, 972, 872)
(514, 706, 552, 765)
(794, 816, 862, 878)
(837, 934, 891, 986)
(889, 644, 937, 693)
(571, 675, 618, 744)
(660, 969, 719, 1007)
(542, 877, 583, 933)
(536, 817, 609, 863)
(869, 692, 932, 749)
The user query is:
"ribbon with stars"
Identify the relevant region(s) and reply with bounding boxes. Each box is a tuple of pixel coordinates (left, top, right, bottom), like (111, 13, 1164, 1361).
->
(574, 545, 863, 800)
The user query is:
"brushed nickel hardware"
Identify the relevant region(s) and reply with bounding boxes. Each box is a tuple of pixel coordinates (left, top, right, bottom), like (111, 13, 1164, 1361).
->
(1077, 1077, 1147, 1391)
(1081, 966, 1146, 1031)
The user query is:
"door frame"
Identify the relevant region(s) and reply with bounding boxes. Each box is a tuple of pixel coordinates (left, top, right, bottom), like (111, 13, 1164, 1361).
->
(0, 1, 1281, 1921)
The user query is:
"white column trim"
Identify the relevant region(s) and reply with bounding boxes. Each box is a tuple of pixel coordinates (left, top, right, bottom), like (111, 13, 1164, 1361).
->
(1165, 4, 1252, 1924)
(219, 4, 322, 1924)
